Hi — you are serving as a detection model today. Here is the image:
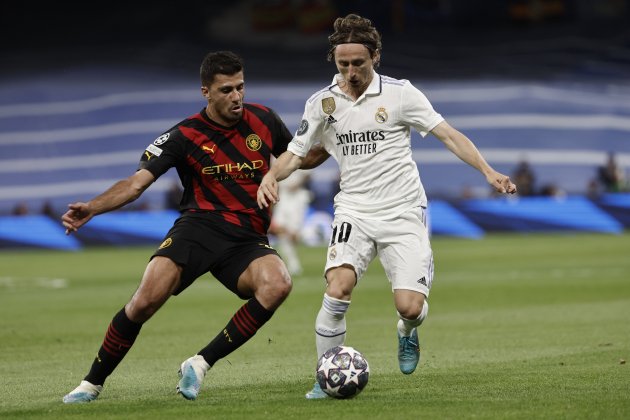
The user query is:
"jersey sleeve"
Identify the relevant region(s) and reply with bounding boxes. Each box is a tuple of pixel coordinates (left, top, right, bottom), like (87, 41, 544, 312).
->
(269, 108, 293, 157)
(287, 97, 324, 158)
(400, 81, 444, 138)
(137, 129, 186, 178)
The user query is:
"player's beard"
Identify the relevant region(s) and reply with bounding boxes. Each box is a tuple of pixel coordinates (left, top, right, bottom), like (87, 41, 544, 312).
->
(224, 110, 242, 124)
(218, 103, 243, 126)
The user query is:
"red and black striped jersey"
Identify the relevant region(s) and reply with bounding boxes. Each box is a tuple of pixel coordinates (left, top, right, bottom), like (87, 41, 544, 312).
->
(139, 104, 292, 235)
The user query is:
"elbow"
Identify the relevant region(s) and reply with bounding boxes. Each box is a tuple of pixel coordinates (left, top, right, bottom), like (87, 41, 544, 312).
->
(132, 180, 152, 199)
(128, 174, 153, 201)
(130, 185, 146, 201)
(300, 150, 329, 170)
(298, 159, 314, 170)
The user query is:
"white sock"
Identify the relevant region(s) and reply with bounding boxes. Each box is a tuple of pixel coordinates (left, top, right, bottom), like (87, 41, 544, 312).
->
(397, 300, 429, 337)
(315, 293, 350, 358)
(192, 354, 211, 375)
(76, 380, 102, 394)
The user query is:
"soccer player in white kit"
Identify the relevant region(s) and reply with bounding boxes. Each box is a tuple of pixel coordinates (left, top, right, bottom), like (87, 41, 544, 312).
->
(257, 14, 517, 399)
(270, 170, 313, 275)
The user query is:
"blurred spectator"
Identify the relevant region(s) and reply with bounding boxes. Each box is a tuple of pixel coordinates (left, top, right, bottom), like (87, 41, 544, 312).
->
(460, 184, 493, 199)
(512, 160, 536, 196)
(508, 0, 568, 23)
(270, 170, 313, 276)
(597, 152, 627, 193)
(165, 180, 184, 210)
(250, 0, 336, 34)
(540, 183, 566, 198)
(301, 209, 334, 247)
(41, 201, 57, 218)
(586, 178, 601, 199)
(460, 185, 475, 199)
(251, 0, 294, 31)
(297, 0, 337, 33)
(12, 202, 29, 216)
(308, 169, 339, 213)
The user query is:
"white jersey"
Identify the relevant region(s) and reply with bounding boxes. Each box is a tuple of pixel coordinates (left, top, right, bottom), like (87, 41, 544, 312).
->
(288, 71, 444, 220)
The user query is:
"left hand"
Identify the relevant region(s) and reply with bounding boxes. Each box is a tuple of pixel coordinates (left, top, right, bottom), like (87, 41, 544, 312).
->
(257, 173, 279, 209)
(487, 172, 517, 194)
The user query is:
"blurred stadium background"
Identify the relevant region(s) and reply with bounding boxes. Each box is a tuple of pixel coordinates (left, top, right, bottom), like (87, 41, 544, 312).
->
(1, 0, 630, 249)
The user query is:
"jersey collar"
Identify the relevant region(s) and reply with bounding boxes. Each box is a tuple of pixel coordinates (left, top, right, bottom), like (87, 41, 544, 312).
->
(199, 106, 241, 131)
(329, 70, 382, 100)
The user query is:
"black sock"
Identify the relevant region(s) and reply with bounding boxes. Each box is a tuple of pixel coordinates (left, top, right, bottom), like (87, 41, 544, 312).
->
(198, 298, 273, 366)
(84, 307, 142, 386)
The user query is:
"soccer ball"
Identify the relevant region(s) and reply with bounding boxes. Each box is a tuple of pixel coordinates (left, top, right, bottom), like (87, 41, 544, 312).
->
(316, 345, 370, 398)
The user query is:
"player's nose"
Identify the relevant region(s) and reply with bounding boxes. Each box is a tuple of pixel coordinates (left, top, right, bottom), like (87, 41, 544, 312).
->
(229, 89, 242, 102)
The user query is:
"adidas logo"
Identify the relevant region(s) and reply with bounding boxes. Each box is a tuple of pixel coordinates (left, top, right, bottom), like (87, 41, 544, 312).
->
(326, 115, 337, 124)
(417, 277, 427, 286)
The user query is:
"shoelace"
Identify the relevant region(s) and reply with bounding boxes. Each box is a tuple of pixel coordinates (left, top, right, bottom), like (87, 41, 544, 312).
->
(400, 337, 418, 359)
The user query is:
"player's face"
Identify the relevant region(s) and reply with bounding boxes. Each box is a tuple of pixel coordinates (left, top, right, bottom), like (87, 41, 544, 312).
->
(202, 71, 244, 127)
(334, 43, 377, 98)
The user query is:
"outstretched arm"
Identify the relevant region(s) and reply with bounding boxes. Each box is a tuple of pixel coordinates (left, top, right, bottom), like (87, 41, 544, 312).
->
(257, 151, 304, 208)
(61, 169, 156, 235)
(431, 121, 517, 194)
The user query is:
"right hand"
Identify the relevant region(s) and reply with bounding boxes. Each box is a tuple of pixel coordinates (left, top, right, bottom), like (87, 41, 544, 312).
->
(61, 202, 93, 235)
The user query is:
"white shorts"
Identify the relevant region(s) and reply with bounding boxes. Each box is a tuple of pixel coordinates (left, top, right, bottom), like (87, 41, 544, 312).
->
(324, 207, 434, 296)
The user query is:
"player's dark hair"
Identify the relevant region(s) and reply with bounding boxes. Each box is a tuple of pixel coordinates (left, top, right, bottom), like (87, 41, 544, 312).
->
(327, 14, 382, 68)
(200, 51, 244, 86)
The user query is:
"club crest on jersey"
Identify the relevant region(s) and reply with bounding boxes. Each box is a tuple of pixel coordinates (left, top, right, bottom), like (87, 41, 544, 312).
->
(154, 133, 170, 145)
(322, 97, 336, 115)
(375, 107, 388, 123)
(246, 134, 262, 151)
(329, 247, 337, 260)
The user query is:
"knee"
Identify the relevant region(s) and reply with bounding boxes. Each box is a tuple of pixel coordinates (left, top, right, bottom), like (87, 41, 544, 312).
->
(125, 296, 159, 323)
(325, 281, 353, 300)
(270, 273, 293, 301)
(126, 294, 163, 323)
(126, 256, 180, 323)
(397, 300, 425, 321)
(325, 266, 356, 300)
(272, 274, 293, 300)
(258, 272, 292, 307)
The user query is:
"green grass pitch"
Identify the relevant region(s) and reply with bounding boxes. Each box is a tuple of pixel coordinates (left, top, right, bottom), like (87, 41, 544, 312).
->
(1, 232, 629, 419)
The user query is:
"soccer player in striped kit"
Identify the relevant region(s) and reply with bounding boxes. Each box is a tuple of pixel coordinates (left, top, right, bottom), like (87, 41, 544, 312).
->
(61, 51, 326, 403)
(257, 14, 517, 399)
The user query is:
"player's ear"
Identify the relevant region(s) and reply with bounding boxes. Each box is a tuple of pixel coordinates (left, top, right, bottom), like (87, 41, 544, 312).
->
(201, 86, 210, 100)
(372, 51, 381, 68)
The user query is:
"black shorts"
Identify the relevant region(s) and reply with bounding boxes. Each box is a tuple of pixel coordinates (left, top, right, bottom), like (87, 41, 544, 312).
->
(151, 211, 279, 298)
